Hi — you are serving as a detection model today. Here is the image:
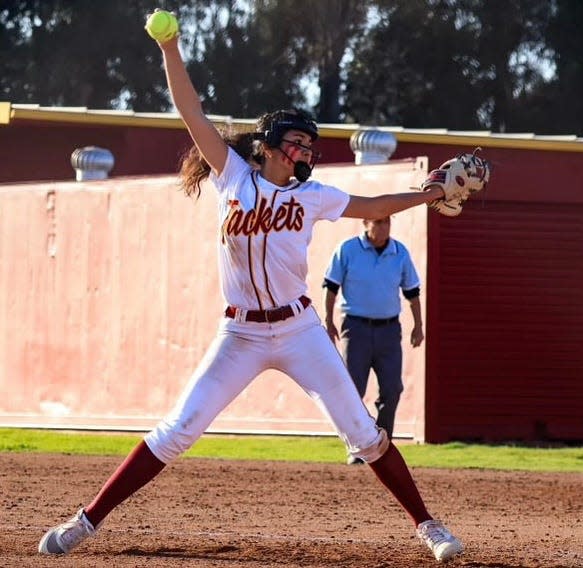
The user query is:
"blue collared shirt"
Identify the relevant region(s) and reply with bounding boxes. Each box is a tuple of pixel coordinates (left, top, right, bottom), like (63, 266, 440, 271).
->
(324, 233, 420, 319)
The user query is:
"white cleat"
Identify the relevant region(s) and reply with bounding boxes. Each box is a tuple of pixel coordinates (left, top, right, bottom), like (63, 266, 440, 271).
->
(416, 519, 463, 562)
(38, 508, 97, 555)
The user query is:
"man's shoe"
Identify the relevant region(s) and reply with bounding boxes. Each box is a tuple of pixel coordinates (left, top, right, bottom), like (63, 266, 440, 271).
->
(416, 519, 463, 561)
(346, 455, 365, 465)
(38, 509, 98, 554)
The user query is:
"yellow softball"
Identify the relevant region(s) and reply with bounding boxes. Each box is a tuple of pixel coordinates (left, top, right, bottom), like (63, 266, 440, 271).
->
(145, 10, 179, 43)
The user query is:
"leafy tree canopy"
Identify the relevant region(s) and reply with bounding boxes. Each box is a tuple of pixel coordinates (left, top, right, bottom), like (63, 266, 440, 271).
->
(1, 0, 582, 134)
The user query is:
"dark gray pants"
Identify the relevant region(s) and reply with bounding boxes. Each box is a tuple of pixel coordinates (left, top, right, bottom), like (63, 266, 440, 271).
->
(340, 316, 403, 438)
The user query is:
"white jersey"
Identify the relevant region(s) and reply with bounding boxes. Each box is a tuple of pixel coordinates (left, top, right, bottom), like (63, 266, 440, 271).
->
(209, 148, 349, 309)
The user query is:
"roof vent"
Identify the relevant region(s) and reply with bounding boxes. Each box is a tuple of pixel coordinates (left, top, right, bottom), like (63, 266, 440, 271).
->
(349, 130, 397, 165)
(71, 146, 114, 181)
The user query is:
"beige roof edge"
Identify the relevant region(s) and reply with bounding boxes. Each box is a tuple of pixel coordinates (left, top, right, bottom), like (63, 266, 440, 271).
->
(4, 102, 583, 152)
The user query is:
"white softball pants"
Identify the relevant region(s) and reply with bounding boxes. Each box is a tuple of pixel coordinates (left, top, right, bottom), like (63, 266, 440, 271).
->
(145, 307, 388, 463)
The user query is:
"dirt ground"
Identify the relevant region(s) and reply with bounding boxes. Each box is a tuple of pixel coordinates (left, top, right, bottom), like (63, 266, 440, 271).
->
(0, 453, 581, 568)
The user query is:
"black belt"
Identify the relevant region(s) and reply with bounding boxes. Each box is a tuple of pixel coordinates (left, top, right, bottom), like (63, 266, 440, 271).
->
(346, 314, 399, 326)
(225, 295, 311, 323)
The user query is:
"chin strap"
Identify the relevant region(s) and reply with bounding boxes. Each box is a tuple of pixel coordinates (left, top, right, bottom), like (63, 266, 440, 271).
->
(277, 147, 314, 182)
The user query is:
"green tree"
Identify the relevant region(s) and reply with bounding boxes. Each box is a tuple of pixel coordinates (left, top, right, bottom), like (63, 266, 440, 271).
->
(3, 0, 575, 134)
(345, 0, 554, 132)
(0, 1, 391, 122)
(187, 0, 310, 117)
(345, 1, 481, 128)
(189, 0, 370, 121)
(543, 0, 583, 134)
(466, 0, 553, 132)
(283, 0, 370, 122)
(0, 0, 180, 110)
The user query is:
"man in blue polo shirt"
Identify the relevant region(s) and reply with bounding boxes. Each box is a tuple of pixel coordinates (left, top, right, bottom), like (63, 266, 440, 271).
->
(323, 216, 424, 463)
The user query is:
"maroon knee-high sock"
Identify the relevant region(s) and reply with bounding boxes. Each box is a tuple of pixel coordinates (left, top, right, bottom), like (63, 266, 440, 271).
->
(83, 440, 166, 527)
(368, 442, 432, 526)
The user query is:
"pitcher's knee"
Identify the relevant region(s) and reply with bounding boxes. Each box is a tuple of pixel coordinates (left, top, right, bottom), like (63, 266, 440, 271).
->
(144, 419, 201, 464)
(347, 427, 390, 464)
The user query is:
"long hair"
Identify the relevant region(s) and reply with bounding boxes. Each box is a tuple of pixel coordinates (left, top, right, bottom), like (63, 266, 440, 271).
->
(179, 131, 262, 199)
(179, 109, 316, 198)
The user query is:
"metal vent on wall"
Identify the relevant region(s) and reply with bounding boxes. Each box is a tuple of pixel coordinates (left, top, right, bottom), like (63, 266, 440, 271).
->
(349, 130, 397, 165)
(71, 146, 115, 181)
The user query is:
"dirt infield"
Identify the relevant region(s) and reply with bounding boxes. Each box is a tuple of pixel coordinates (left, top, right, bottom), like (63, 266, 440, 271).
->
(1, 453, 581, 568)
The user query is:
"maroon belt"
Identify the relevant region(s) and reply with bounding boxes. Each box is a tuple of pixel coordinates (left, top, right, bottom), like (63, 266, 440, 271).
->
(225, 295, 311, 323)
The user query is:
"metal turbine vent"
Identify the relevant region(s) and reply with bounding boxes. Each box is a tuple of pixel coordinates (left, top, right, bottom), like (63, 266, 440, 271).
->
(70, 146, 115, 181)
(349, 130, 397, 165)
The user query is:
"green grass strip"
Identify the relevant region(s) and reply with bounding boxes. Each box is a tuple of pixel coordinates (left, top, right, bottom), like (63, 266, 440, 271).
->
(0, 428, 581, 472)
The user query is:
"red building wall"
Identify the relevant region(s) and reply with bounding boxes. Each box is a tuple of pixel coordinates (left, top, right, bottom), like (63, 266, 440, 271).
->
(392, 141, 583, 442)
(0, 161, 429, 438)
(2, 109, 583, 442)
(1, 121, 356, 183)
(426, 201, 583, 442)
(1, 122, 192, 182)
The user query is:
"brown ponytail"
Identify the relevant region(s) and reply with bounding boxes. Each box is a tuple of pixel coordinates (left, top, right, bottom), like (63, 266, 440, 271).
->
(179, 131, 263, 199)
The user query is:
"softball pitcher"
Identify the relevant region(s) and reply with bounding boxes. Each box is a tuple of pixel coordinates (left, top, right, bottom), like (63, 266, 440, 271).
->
(38, 16, 462, 563)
